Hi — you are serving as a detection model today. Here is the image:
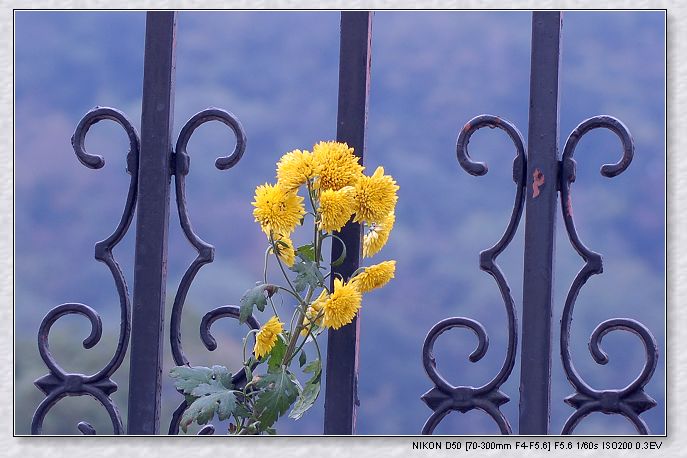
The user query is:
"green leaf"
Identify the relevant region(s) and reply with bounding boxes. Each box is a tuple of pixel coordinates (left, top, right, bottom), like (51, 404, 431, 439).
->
(239, 282, 278, 323)
(244, 364, 253, 384)
(289, 260, 324, 293)
(170, 365, 232, 395)
(267, 335, 287, 372)
(324, 233, 347, 267)
(254, 368, 301, 429)
(170, 366, 213, 394)
(213, 365, 233, 389)
(234, 402, 252, 419)
(331, 244, 346, 267)
(171, 365, 236, 432)
(296, 244, 316, 262)
(189, 379, 230, 398)
(180, 389, 236, 433)
(303, 360, 321, 375)
(289, 358, 321, 420)
(331, 252, 346, 267)
(289, 381, 320, 420)
(298, 350, 307, 368)
(302, 359, 322, 385)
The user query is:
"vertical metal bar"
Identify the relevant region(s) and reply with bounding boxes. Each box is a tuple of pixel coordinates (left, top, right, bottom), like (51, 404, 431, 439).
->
(518, 11, 562, 435)
(127, 11, 177, 435)
(324, 11, 372, 435)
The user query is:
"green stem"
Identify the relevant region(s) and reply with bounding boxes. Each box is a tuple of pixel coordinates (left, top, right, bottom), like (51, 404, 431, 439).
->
(242, 329, 259, 364)
(263, 246, 280, 317)
(307, 180, 322, 259)
(306, 180, 318, 216)
(289, 313, 321, 363)
(276, 286, 304, 304)
(350, 266, 366, 279)
(308, 313, 323, 363)
(285, 296, 322, 367)
(288, 308, 324, 369)
(284, 305, 306, 366)
(270, 234, 305, 307)
(283, 227, 321, 366)
(263, 246, 270, 283)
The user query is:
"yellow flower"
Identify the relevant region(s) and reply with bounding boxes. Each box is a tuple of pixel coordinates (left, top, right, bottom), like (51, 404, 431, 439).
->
(276, 149, 315, 192)
(353, 166, 399, 224)
(312, 141, 364, 192)
(272, 233, 296, 267)
(252, 183, 305, 235)
(322, 278, 362, 330)
(352, 261, 396, 293)
(254, 316, 284, 359)
(300, 289, 328, 336)
(362, 210, 395, 258)
(318, 186, 356, 232)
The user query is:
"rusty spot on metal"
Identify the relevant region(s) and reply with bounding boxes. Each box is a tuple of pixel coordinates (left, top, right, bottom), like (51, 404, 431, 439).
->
(532, 168, 545, 198)
(567, 194, 574, 218)
(464, 121, 471, 131)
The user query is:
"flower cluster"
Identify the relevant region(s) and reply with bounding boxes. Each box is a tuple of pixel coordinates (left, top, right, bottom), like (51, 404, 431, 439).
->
(252, 141, 399, 343)
(172, 141, 398, 435)
(253, 140, 398, 252)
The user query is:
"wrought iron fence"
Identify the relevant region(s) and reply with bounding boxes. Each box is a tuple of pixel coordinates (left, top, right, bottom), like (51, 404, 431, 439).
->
(30, 10, 660, 435)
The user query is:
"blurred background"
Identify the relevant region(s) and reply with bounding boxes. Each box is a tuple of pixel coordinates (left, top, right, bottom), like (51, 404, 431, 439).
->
(14, 11, 665, 435)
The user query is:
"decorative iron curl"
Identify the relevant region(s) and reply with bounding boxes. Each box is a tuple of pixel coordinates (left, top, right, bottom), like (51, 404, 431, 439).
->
(168, 108, 256, 435)
(32, 107, 140, 434)
(421, 115, 527, 434)
(170, 108, 247, 367)
(559, 116, 658, 434)
(200, 306, 260, 353)
(200, 306, 261, 388)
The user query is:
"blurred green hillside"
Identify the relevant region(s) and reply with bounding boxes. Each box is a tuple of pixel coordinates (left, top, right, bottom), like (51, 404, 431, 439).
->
(15, 11, 665, 435)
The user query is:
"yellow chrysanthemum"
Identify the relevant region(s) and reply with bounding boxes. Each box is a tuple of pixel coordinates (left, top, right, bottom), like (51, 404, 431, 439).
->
(276, 149, 315, 192)
(322, 278, 362, 330)
(272, 233, 296, 267)
(312, 141, 364, 192)
(353, 166, 399, 223)
(300, 289, 328, 336)
(254, 316, 284, 359)
(318, 186, 356, 233)
(252, 183, 305, 235)
(362, 210, 395, 258)
(352, 261, 396, 293)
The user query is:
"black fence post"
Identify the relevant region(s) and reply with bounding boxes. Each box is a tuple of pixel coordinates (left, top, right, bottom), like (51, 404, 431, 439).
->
(323, 11, 373, 435)
(518, 11, 562, 435)
(127, 11, 177, 435)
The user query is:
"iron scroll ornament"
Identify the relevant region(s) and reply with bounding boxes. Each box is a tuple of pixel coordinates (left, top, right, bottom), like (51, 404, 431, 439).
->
(167, 108, 261, 435)
(421, 115, 527, 434)
(32, 107, 140, 434)
(558, 116, 658, 434)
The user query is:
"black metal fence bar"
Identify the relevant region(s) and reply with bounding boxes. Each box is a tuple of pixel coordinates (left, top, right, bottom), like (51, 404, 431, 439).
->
(518, 11, 562, 435)
(323, 11, 373, 435)
(127, 11, 177, 435)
